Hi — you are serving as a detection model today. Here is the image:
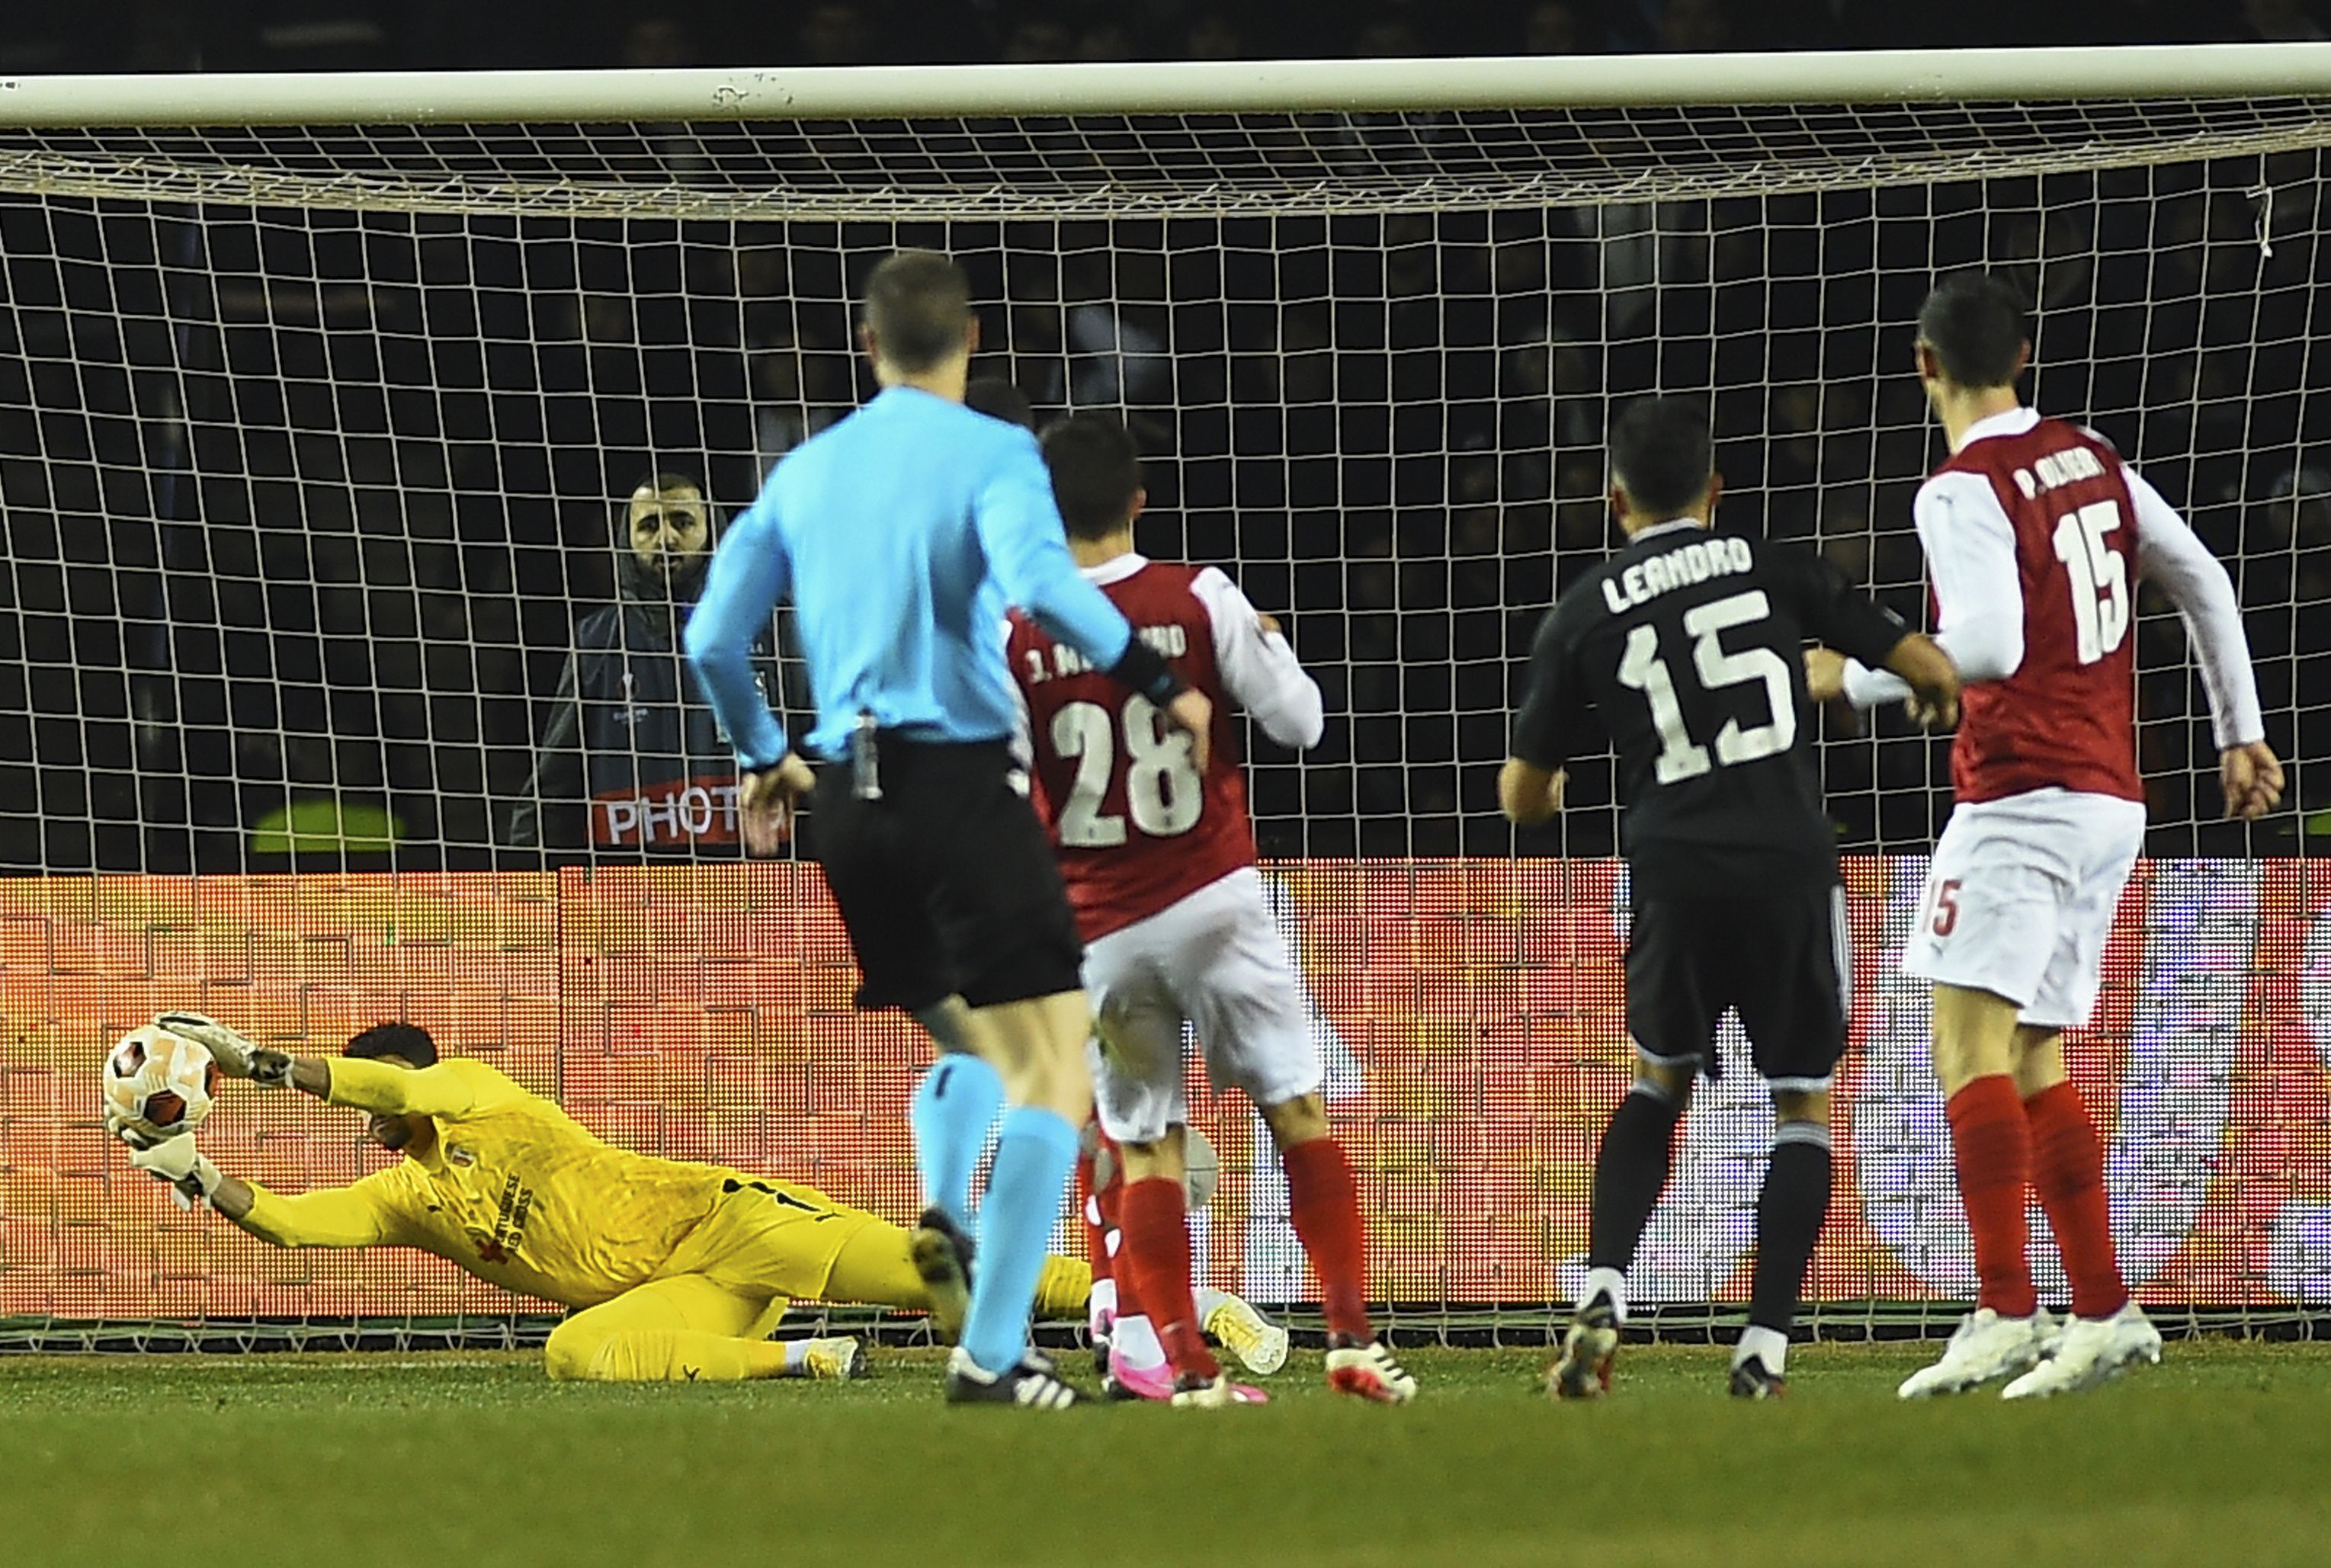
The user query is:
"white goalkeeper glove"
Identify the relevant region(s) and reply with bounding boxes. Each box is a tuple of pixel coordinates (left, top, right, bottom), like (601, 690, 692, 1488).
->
(108, 1116, 226, 1211)
(155, 1012, 296, 1089)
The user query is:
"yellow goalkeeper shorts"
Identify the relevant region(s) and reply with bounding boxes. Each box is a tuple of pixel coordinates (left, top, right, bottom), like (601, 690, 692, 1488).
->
(653, 1174, 890, 1305)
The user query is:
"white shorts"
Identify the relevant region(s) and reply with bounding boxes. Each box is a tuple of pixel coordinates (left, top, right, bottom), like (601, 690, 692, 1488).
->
(1902, 788, 2147, 1030)
(1082, 866, 1322, 1145)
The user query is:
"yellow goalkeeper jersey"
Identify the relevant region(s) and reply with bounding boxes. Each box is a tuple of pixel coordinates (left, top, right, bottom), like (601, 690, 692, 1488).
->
(239, 1057, 729, 1308)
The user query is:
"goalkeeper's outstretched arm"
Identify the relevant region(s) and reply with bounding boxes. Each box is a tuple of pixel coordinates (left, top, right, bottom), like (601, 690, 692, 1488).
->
(122, 1015, 441, 1242)
(157, 1013, 488, 1117)
(115, 1134, 394, 1247)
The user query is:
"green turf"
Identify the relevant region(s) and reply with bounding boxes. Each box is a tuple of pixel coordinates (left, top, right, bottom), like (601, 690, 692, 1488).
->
(6, 1341, 2327, 1567)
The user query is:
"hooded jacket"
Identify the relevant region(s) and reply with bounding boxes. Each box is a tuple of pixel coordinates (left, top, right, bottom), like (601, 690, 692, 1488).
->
(509, 510, 783, 854)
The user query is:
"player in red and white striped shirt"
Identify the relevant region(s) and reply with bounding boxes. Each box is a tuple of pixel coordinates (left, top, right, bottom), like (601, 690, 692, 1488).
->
(1813, 271, 2282, 1399)
(1008, 413, 1416, 1406)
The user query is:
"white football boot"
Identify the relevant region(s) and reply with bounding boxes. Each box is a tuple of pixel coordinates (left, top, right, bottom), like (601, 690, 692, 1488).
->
(2000, 1303, 2162, 1400)
(1897, 1308, 2060, 1400)
(1326, 1338, 1419, 1403)
(1167, 1373, 1269, 1408)
(800, 1336, 864, 1381)
(1203, 1291, 1291, 1377)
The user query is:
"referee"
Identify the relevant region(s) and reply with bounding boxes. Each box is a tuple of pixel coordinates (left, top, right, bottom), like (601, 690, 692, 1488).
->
(685, 251, 1210, 1408)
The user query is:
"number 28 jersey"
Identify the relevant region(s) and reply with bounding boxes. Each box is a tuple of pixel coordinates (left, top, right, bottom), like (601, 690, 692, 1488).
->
(1512, 521, 1909, 897)
(1008, 554, 1326, 941)
(1925, 417, 2144, 806)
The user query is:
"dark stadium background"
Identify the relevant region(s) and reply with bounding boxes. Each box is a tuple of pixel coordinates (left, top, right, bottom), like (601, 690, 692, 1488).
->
(2, 0, 2325, 878)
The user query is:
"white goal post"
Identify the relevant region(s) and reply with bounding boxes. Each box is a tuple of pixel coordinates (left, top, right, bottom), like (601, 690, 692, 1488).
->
(6, 43, 2331, 122)
(2, 46, 2327, 1351)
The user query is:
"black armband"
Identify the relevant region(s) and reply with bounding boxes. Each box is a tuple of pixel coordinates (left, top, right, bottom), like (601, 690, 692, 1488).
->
(1106, 636, 1185, 706)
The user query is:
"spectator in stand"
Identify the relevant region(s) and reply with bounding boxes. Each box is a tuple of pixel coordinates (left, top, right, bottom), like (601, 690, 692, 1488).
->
(1076, 18, 1137, 60)
(797, 3, 875, 64)
(1656, 0, 1733, 51)
(1353, 17, 1426, 56)
(1603, 0, 1734, 51)
(1003, 14, 1076, 62)
(2240, 0, 2329, 41)
(509, 472, 781, 858)
(1183, 11, 1252, 60)
(620, 14, 696, 67)
(1520, 1, 1597, 53)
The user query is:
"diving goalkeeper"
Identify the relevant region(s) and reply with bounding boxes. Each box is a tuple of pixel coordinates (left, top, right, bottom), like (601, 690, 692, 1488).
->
(106, 1015, 1099, 1384)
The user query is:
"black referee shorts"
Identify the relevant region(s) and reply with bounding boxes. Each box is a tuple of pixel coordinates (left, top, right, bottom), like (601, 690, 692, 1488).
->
(1624, 884, 1850, 1090)
(810, 736, 1085, 1015)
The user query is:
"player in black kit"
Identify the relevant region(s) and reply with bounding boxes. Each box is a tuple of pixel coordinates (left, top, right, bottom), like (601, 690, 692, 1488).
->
(1502, 396, 1960, 1400)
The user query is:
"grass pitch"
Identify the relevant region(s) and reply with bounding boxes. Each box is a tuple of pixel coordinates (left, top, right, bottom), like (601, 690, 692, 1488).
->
(6, 1341, 2328, 1567)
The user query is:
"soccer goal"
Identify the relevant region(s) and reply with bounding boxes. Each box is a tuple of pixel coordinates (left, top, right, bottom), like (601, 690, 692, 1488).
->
(2, 46, 2328, 1353)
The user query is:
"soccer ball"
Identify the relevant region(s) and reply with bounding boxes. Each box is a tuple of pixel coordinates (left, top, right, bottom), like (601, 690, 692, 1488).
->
(103, 1024, 221, 1143)
(1084, 1123, 1220, 1211)
(1183, 1126, 1219, 1212)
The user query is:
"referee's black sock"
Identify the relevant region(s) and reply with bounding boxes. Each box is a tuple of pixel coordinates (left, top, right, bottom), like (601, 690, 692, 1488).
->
(1588, 1082, 1685, 1279)
(1749, 1121, 1832, 1339)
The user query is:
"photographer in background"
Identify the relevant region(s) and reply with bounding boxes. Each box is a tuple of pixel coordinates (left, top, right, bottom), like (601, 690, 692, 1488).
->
(509, 471, 783, 858)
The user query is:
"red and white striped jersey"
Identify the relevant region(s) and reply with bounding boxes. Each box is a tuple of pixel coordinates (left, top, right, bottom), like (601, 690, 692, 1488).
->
(1008, 554, 1323, 941)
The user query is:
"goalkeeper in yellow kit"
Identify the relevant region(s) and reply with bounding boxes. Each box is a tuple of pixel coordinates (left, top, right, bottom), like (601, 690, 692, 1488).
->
(109, 1015, 1095, 1384)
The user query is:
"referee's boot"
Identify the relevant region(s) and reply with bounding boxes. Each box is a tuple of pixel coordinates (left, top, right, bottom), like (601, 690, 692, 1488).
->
(910, 1206, 975, 1346)
(944, 1347, 1082, 1409)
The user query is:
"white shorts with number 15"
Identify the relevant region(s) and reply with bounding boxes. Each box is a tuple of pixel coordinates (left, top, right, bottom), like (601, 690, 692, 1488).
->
(1901, 787, 2147, 1031)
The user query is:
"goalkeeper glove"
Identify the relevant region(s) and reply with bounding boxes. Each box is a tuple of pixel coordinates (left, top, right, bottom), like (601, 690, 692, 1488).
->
(111, 1119, 226, 1211)
(155, 1012, 295, 1088)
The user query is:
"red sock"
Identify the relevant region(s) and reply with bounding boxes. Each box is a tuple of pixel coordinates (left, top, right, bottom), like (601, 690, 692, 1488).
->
(1945, 1075, 2038, 1319)
(1094, 1142, 1140, 1321)
(1119, 1176, 1217, 1380)
(1113, 1231, 1147, 1322)
(1282, 1135, 1372, 1342)
(2024, 1081, 2129, 1319)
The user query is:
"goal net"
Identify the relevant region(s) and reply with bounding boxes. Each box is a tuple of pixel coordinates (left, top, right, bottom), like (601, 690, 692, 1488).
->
(3, 50, 2329, 1351)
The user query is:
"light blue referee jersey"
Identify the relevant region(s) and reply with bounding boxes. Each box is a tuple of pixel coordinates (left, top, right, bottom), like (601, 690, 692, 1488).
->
(684, 385, 1135, 767)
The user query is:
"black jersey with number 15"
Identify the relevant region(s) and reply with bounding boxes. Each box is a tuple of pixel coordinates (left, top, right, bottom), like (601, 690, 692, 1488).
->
(1512, 520, 1909, 897)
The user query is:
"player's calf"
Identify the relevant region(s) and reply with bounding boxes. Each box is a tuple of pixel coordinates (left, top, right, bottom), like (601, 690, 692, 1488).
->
(1118, 1168, 1223, 1384)
(2023, 1076, 2132, 1320)
(1264, 1106, 1382, 1354)
(1079, 1128, 1121, 1372)
(1736, 1108, 1830, 1398)
(1270, 1117, 1417, 1403)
